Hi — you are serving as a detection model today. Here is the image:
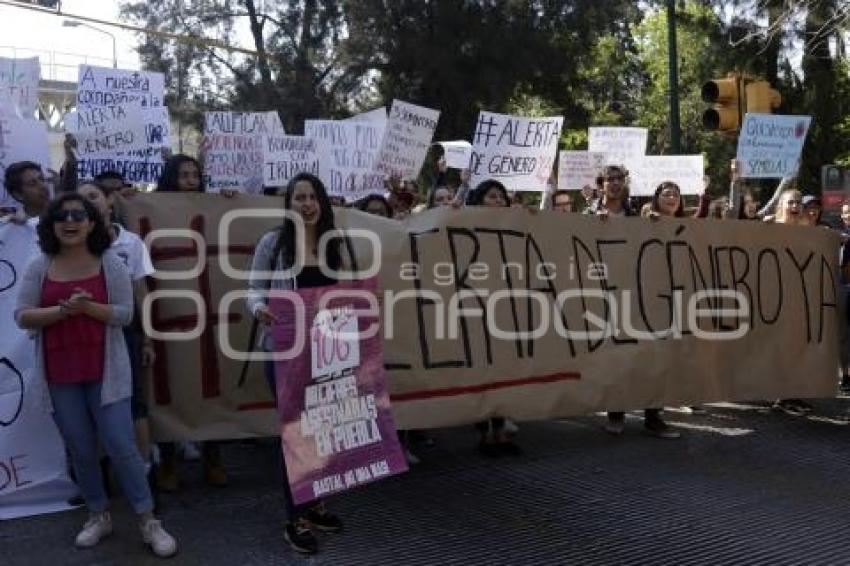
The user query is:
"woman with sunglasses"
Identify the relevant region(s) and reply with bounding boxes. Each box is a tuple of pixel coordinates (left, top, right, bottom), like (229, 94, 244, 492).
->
(15, 194, 177, 557)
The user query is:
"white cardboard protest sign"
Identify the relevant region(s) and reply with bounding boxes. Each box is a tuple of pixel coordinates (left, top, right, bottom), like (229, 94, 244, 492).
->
(558, 151, 606, 190)
(76, 106, 170, 181)
(345, 107, 388, 125)
(76, 65, 165, 109)
(469, 111, 563, 192)
(628, 155, 705, 196)
(588, 127, 648, 166)
(305, 119, 385, 201)
(262, 135, 321, 187)
(66, 104, 151, 156)
(736, 114, 811, 179)
(0, 110, 50, 210)
(0, 221, 79, 519)
(204, 111, 285, 193)
(75, 65, 168, 183)
(374, 100, 440, 179)
(0, 57, 40, 118)
(436, 141, 472, 170)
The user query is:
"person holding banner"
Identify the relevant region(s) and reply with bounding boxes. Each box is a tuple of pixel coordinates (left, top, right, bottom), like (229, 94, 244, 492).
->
(586, 167, 679, 439)
(153, 153, 233, 490)
(155, 154, 205, 193)
(14, 193, 177, 557)
(551, 190, 576, 214)
(769, 188, 815, 416)
(356, 194, 393, 218)
(586, 165, 633, 217)
(647, 182, 685, 218)
(247, 172, 345, 555)
(465, 179, 523, 456)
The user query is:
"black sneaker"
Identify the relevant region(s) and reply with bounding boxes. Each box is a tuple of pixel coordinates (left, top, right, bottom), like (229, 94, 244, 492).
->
(284, 521, 318, 554)
(497, 441, 523, 456)
(304, 508, 343, 533)
(842, 376, 850, 393)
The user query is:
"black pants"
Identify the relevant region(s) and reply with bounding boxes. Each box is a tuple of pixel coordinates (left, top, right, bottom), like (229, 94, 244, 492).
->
(265, 360, 317, 522)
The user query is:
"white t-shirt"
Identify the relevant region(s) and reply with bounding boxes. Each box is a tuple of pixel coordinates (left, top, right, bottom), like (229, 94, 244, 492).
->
(111, 224, 154, 281)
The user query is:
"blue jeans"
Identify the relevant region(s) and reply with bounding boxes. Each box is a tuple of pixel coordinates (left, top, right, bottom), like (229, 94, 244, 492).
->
(265, 360, 317, 521)
(50, 381, 153, 514)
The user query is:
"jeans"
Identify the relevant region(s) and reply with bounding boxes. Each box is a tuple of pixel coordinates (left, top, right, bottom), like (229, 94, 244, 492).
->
(50, 381, 153, 514)
(265, 360, 317, 522)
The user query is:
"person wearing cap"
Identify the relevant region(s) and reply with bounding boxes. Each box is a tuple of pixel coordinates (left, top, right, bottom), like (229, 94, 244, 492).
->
(801, 195, 825, 227)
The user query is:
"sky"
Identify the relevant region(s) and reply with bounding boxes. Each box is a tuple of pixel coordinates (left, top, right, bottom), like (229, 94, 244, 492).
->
(0, 0, 143, 80)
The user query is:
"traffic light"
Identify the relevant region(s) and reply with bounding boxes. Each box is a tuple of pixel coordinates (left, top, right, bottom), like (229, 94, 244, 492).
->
(701, 76, 742, 132)
(745, 81, 782, 114)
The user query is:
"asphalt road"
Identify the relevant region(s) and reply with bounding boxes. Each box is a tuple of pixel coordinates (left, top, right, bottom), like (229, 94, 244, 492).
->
(4, 398, 850, 565)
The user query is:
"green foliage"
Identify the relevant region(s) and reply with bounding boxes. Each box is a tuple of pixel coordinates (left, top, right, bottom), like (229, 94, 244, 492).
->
(118, 0, 850, 197)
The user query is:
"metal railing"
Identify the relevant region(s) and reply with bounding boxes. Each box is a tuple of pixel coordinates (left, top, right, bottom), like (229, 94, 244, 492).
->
(0, 45, 137, 82)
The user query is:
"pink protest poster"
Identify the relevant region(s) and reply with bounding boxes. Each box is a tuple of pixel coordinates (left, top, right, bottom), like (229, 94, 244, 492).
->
(269, 277, 408, 505)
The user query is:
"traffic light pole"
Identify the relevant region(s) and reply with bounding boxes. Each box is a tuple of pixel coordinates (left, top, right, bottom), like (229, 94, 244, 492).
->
(667, 0, 681, 154)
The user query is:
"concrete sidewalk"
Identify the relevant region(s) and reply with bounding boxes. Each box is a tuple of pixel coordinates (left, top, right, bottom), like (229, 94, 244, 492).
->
(4, 398, 850, 565)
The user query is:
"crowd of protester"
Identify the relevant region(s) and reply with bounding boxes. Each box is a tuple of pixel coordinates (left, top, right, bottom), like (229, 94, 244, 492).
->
(3, 136, 848, 557)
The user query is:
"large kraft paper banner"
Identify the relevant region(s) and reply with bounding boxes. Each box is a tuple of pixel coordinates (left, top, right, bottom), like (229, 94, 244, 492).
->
(123, 193, 841, 438)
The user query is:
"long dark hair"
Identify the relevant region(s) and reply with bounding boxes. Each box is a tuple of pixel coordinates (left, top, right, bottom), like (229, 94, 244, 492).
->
(466, 179, 509, 207)
(38, 194, 111, 256)
(356, 194, 392, 218)
(651, 181, 684, 217)
(156, 154, 205, 192)
(279, 173, 341, 270)
(736, 189, 758, 220)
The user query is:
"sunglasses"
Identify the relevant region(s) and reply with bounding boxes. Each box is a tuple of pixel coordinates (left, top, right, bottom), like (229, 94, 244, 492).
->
(604, 175, 625, 182)
(52, 209, 89, 222)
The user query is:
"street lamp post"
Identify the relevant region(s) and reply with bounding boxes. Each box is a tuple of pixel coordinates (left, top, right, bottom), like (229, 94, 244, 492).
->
(62, 19, 117, 68)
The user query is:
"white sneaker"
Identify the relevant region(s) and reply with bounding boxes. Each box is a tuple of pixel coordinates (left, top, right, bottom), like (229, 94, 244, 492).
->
(503, 419, 519, 434)
(179, 441, 200, 461)
(141, 518, 178, 558)
(75, 512, 113, 548)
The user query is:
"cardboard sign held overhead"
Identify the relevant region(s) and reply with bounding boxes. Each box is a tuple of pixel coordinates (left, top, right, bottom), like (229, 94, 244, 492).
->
(0, 57, 40, 117)
(470, 111, 563, 192)
(587, 127, 648, 167)
(66, 104, 151, 157)
(436, 141, 472, 170)
(76, 64, 165, 109)
(262, 134, 321, 187)
(736, 114, 811, 179)
(204, 111, 285, 194)
(305, 119, 385, 202)
(374, 100, 440, 180)
(628, 155, 705, 197)
(558, 151, 606, 191)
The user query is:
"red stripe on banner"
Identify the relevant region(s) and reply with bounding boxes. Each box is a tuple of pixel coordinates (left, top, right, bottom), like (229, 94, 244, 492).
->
(390, 372, 582, 402)
(237, 401, 276, 411)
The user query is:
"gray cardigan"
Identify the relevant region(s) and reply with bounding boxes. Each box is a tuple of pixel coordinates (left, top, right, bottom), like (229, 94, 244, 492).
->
(246, 230, 296, 351)
(15, 249, 134, 413)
